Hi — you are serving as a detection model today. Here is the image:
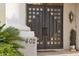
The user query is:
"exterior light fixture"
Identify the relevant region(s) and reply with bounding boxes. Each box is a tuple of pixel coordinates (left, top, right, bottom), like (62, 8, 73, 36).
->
(69, 11, 74, 23)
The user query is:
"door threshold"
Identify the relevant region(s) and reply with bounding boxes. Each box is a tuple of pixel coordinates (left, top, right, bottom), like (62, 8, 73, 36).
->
(37, 49, 64, 52)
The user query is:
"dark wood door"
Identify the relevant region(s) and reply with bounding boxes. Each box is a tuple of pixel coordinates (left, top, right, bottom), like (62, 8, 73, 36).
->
(26, 4, 63, 49)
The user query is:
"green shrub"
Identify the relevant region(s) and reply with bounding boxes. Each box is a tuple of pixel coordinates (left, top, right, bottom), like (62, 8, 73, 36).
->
(0, 24, 24, 56)
(0, 43, 23, 56)
(70, 29, 76, 46)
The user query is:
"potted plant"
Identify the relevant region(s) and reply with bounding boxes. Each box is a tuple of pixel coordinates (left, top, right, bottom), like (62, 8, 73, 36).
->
(70, 29, 76, 51)
(0, 24, 24, 56)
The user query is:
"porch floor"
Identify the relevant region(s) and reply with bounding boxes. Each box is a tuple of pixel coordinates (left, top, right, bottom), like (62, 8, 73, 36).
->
(37, 50, 79, 56)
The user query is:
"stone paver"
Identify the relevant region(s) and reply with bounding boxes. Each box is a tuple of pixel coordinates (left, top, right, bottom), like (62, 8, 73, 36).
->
(37, 51, 79, 56)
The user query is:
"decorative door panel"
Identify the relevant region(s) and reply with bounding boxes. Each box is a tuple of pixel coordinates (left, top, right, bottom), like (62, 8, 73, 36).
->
(26, 4, 63, 49)
(45, 7, 63, 49)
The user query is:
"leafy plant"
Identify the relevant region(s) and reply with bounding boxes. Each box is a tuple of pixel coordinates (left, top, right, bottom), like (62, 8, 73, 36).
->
(0, 24, 24, 56)
(0, 43, 23, 56)
(70, 29, 76, 46)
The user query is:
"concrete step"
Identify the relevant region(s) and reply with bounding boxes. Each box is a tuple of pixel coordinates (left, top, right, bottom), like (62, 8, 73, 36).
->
(37, 50, 79, 56)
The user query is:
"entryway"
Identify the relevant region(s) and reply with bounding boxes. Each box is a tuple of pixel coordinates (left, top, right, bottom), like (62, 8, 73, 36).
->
(26, 3, 63, 50)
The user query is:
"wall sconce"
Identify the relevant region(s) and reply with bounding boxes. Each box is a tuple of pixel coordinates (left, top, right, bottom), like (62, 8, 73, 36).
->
(69, 11, 74, 23)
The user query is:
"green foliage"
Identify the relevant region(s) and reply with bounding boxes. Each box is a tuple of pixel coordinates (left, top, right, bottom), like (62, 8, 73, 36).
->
(0, 24, 5, 31)
(0, 24, 24, 56)
(0, 43, 23, 56)
(70, 29, 76, 45)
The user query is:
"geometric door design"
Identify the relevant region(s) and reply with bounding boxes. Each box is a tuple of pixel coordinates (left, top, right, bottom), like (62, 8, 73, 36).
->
(26, 4, 63, 49)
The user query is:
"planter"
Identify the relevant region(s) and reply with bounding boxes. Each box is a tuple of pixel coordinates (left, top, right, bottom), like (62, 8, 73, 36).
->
(70, 45, 76, 52)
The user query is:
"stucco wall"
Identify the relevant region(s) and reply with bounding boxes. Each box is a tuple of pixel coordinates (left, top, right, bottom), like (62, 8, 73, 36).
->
(63, 4, 76, 49)
(0, 3, 5, 26)
(76, 4, 79, 50)
(6, 3, 30, 30)
(6, 3, 37, 56)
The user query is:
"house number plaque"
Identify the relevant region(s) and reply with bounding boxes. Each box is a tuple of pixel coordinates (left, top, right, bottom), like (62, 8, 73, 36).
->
(25, 38, 35, 44)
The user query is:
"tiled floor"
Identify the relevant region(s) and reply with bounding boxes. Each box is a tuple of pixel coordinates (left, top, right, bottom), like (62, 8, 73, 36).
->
(37, 50, 79, 56)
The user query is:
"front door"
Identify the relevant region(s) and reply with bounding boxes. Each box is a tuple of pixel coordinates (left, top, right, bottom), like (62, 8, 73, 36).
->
(26, 4, 63, 49)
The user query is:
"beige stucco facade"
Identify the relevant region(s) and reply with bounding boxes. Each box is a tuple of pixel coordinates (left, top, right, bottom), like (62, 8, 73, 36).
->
(76, 4, 79, 50)
(63, 4, 79, 50)
(63, 3, 76, 49)
(0, 3, 5, 26)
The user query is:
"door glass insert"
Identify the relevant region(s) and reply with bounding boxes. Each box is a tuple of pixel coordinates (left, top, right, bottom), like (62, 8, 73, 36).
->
(51, 42, 53, 44)
(47, 41, 50, 44)
(37, 12, 39, 15)
(54, 16, 57, 19)
(47, 8, 50, 11)
(37, 8, 39, 11)
(40, 8, 43, 11)
(29, 8, 31, 11)
(51, 13, 53, 15)
(51, 37, 53, 40)
(33, 12, 35, 14)
(58, 13, 60, 15)
(28, 19, 32, 23)
(33, 8, 35, 11)
(51, 8, 53, 11)
(33, 15, 35, 19)
(29, 15, 31, 18)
